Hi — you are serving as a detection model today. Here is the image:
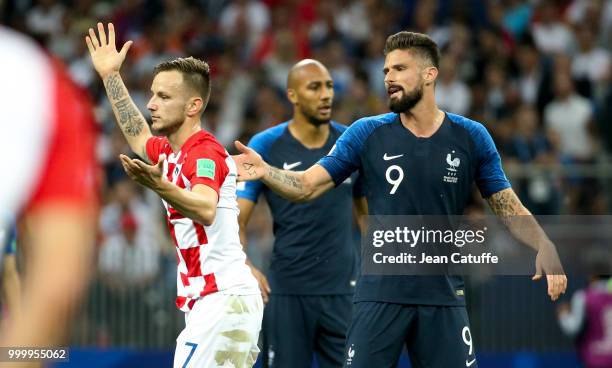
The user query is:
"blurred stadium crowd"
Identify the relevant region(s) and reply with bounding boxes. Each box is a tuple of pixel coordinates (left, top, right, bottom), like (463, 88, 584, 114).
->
(2, 0, 611, 350)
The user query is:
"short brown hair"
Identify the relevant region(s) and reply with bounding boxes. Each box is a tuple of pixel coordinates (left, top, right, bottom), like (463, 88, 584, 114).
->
(154, 57, 211, 107)
(384, 31, 440, 68)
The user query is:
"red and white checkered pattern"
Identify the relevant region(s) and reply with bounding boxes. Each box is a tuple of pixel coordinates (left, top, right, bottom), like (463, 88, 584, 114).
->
(146, 131, 258, 312)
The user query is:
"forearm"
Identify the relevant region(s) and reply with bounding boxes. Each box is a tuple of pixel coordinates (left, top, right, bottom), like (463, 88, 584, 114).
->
(155, 181, 217, 226)
(102, 72, 151, 159)
(487, 188, 552, 251)
(261, 165, 316, 202)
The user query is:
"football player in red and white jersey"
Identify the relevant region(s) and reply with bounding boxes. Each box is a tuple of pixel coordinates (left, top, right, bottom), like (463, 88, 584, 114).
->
(0, 26, 98, 351)
(86, 23, 262, 367)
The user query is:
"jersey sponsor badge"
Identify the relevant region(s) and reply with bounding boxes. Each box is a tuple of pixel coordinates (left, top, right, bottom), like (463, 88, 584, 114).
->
(197, 158, 215, 179)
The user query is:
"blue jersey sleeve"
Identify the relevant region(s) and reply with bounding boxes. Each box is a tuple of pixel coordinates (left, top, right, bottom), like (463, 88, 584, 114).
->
(472, 123, 512, 197)
(318, 117, 384, 186)
(236, 124, 286, 202)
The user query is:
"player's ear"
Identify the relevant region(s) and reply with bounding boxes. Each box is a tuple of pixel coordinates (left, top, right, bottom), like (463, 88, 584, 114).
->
(423, 66, 438, 86)
(287, 88, 298, 105)
(186, 97, 204, 117)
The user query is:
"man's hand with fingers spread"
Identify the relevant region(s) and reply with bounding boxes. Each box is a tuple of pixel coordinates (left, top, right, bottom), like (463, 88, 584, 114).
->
(232, 140, 268, 181)
(85, 22, 133, 78)
(119, 154, 166, 191)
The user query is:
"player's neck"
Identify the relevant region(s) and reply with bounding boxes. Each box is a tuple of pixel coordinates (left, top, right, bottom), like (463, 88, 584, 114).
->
(288, 117, 330, 149)
(400, 97, 444, 138)
(167, 120, 203, 153)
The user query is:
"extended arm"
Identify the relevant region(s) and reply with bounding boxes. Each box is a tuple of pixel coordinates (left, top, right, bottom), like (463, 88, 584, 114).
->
(487, 188, 567, 300)
(233, 141, 335, 202)
(86, 23, 152, 160)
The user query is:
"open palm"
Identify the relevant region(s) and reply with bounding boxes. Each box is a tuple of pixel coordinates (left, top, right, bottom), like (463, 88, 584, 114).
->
(85, 22, 132, 78)
(232, 141, 267, 181)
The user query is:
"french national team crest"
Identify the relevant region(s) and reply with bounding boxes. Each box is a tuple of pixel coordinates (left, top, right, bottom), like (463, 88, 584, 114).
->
(346, 344, 355, 365)
(443, 150, 460, 183)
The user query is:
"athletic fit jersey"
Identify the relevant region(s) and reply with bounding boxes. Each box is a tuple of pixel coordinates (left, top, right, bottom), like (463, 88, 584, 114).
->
(237, 122, 364, 295)
(318, 112, 511, 305)
(146, 131, 259, 312)
(1, 26, 97, 258)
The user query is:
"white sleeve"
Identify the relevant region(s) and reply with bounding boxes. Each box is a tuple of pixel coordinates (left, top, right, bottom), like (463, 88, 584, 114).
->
(558, 290, 586, 337)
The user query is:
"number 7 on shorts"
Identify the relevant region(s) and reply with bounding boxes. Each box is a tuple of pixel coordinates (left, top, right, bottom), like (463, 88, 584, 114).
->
(182, 342, 198, 368)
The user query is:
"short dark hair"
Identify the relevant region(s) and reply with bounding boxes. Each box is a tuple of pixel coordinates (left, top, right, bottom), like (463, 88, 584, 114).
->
(384, 31, 440, 68)
(154, 57, 211, 107)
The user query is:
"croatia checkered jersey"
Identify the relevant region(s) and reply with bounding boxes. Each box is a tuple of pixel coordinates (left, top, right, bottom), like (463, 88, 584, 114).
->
(1, 26, 97, 245)
(146, 131, 259, 311)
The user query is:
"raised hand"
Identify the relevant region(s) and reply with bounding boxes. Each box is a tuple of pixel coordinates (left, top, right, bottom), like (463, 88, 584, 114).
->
(232, 141, 267, 181)
(85, 22, 132, 78)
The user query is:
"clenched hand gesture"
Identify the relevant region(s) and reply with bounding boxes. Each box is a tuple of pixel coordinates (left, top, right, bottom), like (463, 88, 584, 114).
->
(85, 22, 132, 78)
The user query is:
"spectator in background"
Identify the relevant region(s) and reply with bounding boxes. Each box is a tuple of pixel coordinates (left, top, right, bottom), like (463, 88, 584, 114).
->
(335, 72, 385, 124)
(531, 0, 574, 55)
(544, 73, 594, 162)
(544, 72, 606, 214)
(558, 269, 612, 368)
(503, 105, 561, 215)
(99, 179, 161, 290)
(361, 31, 387, 99)
(571, 24, 610, 100)
(220, 0, 270, 55)
(25, 0, 65, 39)
(513, 40, 553, 113)
(98, 178, 162, 346)
(502, 0, 534, 39)
(436, 55, 471, 116)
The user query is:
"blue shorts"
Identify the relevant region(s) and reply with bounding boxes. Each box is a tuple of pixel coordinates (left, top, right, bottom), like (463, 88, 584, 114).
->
(262, 294, 352, 368)
(344, 302, 478, 368)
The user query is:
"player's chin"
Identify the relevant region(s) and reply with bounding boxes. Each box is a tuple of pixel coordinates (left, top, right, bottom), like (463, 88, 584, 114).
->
(317, 112, 331, 121)
(151, 120, 164, 131)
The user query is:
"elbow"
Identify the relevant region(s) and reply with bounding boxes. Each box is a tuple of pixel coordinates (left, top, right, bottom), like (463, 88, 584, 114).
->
(196, 207, 216, 226)
(292, 176, 317, 203)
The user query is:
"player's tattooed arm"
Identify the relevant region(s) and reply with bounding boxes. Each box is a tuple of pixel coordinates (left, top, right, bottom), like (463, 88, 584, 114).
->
(487, 188, 567, 300)
(233, 141, 335, 202)
(103, 73, 152, 162)
(486, 188, 548, 250)
(260, 165, 334, 203)
(267, 166, 304, 190)
(486, 187, 523, 220)
(86, 23, 151, 161)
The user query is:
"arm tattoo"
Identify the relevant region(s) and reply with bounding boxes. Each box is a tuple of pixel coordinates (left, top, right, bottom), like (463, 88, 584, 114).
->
(104, 74, 125, 101)
(268, 166, 303, 190)
(114, 98, 144, 136)
(487, 189, 522, 220)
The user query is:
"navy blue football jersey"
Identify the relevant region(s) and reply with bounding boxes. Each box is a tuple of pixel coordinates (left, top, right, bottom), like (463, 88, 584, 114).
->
(238, 121, 364, 295)
(318, 112, 511, 305)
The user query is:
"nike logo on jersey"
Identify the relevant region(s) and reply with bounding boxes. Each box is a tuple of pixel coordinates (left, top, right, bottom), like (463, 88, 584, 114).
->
(383, 153, 404, 161)
(283, 161, 302, 170)
(466, 358, 476, 367)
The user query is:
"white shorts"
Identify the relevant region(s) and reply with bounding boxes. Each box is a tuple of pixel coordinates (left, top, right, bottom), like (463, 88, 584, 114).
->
(173, 293, 263, 368)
